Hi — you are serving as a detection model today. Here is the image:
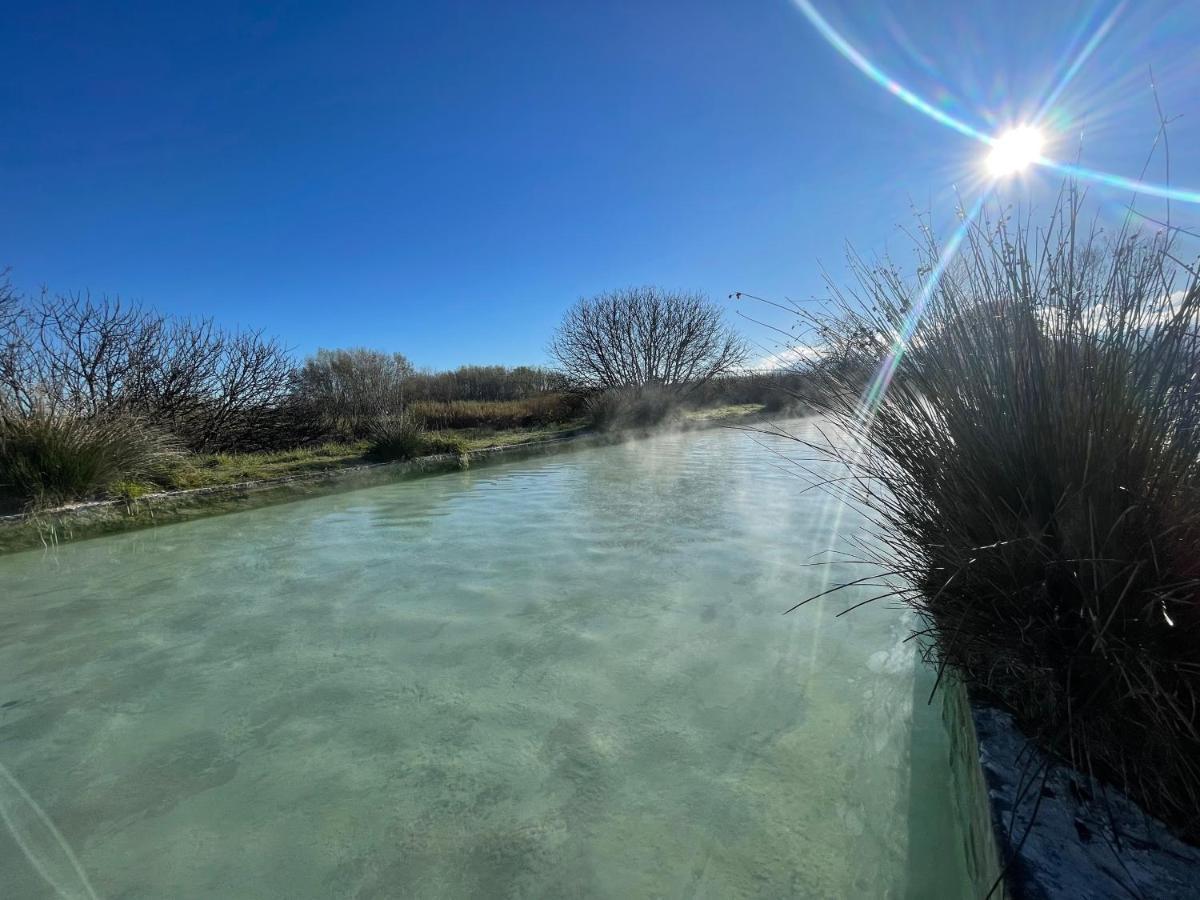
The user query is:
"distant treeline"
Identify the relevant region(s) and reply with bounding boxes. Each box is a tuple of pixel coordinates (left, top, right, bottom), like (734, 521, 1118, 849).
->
(1, 278, 804, 454)
(0, 281, 595, 446)
(406, 365, 569, 403)
(0, 276, 805, 506)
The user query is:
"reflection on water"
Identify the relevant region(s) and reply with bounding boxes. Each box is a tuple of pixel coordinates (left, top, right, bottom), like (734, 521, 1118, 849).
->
(0, 422, 970, 898)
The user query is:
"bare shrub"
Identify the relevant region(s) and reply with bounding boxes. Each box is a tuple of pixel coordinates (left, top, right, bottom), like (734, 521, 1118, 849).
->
(0, 287, 295, 452)
(550, 287, 747, 393)
(0, 271, 25, 414)
(295, 348, 413, 439)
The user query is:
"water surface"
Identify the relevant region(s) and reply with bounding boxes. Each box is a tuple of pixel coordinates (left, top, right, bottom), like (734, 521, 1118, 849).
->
(0, 422, 969, 898)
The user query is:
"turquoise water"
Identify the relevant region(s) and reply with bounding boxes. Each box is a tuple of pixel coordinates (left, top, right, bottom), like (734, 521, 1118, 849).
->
(0, 423, 970, 898)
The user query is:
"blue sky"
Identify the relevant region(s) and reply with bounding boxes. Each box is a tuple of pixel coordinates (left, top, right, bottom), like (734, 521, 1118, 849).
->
(3, 1, 1197, 369)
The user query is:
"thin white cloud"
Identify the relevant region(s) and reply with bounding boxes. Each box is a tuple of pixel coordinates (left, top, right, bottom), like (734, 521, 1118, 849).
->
(753, 345, 821, 371)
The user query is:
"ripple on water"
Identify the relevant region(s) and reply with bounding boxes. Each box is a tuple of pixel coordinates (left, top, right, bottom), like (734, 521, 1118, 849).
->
(0, 421, 971, 898)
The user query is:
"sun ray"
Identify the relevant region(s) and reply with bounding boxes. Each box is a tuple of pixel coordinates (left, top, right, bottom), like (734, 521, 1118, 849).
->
(858, 195, 985, 421)
(1032, 1, 1126, 125)
(789, 0, 1200, 204)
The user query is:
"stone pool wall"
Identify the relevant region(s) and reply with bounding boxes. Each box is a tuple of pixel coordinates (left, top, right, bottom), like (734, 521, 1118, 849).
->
(945, 679, 1200, 899)
(0, 430, 604, 554)
(943, 681, 1009, 898)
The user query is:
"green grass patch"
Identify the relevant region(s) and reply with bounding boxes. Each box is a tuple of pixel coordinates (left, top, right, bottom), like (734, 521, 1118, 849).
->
(108, 480, 154, 502)
(165, 423, 585, 490)
(171, 441, 369, 489)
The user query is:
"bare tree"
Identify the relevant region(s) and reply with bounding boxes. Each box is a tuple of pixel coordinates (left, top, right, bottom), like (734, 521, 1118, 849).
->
(294, 347, 414, 437)
(549, 287, 747, 391)
(0, 270, 18, 334)
(0, 270, 28, 416)
(31, 291, 155, 415)
(0, 286, 297, 451)
(185, 327, 297, 450)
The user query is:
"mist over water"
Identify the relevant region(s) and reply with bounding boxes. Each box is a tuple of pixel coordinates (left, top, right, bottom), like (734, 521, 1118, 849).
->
(0, 422, 969, 898)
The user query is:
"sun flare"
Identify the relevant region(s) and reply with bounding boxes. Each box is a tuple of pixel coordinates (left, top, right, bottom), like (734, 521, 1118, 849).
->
(985, 126, 1045, 177)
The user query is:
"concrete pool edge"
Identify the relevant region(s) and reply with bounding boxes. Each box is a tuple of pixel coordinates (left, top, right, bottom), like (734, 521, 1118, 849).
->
(0, 411, 784, 554)
(943, 681, 1009, 898)
(0, 428, 609, 553)
(946, 680, 1200, 899)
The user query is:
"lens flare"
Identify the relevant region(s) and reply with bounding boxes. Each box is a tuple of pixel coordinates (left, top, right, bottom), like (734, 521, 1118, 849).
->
(986, 126, 1045, 177)
(858, 196, 985, 420)
(788, 0, 1200, 204)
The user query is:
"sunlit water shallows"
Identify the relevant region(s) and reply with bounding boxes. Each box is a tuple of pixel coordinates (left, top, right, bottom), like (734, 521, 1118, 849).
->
(0, 422, 971, 898)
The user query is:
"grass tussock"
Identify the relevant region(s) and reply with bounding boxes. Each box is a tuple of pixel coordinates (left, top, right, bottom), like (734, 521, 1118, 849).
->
(798, 195, 1200, 840)
(364, 415, 427, 462)
(365, 416, 469, 463)
(0, 412, 181, 511)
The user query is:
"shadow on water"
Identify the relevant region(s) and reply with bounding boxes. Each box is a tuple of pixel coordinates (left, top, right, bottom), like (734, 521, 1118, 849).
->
(904, 651, 971, 898)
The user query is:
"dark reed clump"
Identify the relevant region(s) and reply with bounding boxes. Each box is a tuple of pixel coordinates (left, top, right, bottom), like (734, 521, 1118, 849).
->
(364, 414, 468, 462)
(794, 194, 1200, 840)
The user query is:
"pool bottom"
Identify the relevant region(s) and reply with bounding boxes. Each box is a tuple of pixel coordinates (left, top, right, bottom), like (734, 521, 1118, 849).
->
(0, 424, 973, 898)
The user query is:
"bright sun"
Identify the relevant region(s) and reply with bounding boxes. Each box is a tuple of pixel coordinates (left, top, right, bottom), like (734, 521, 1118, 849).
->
(985, 126, 1045, 177)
